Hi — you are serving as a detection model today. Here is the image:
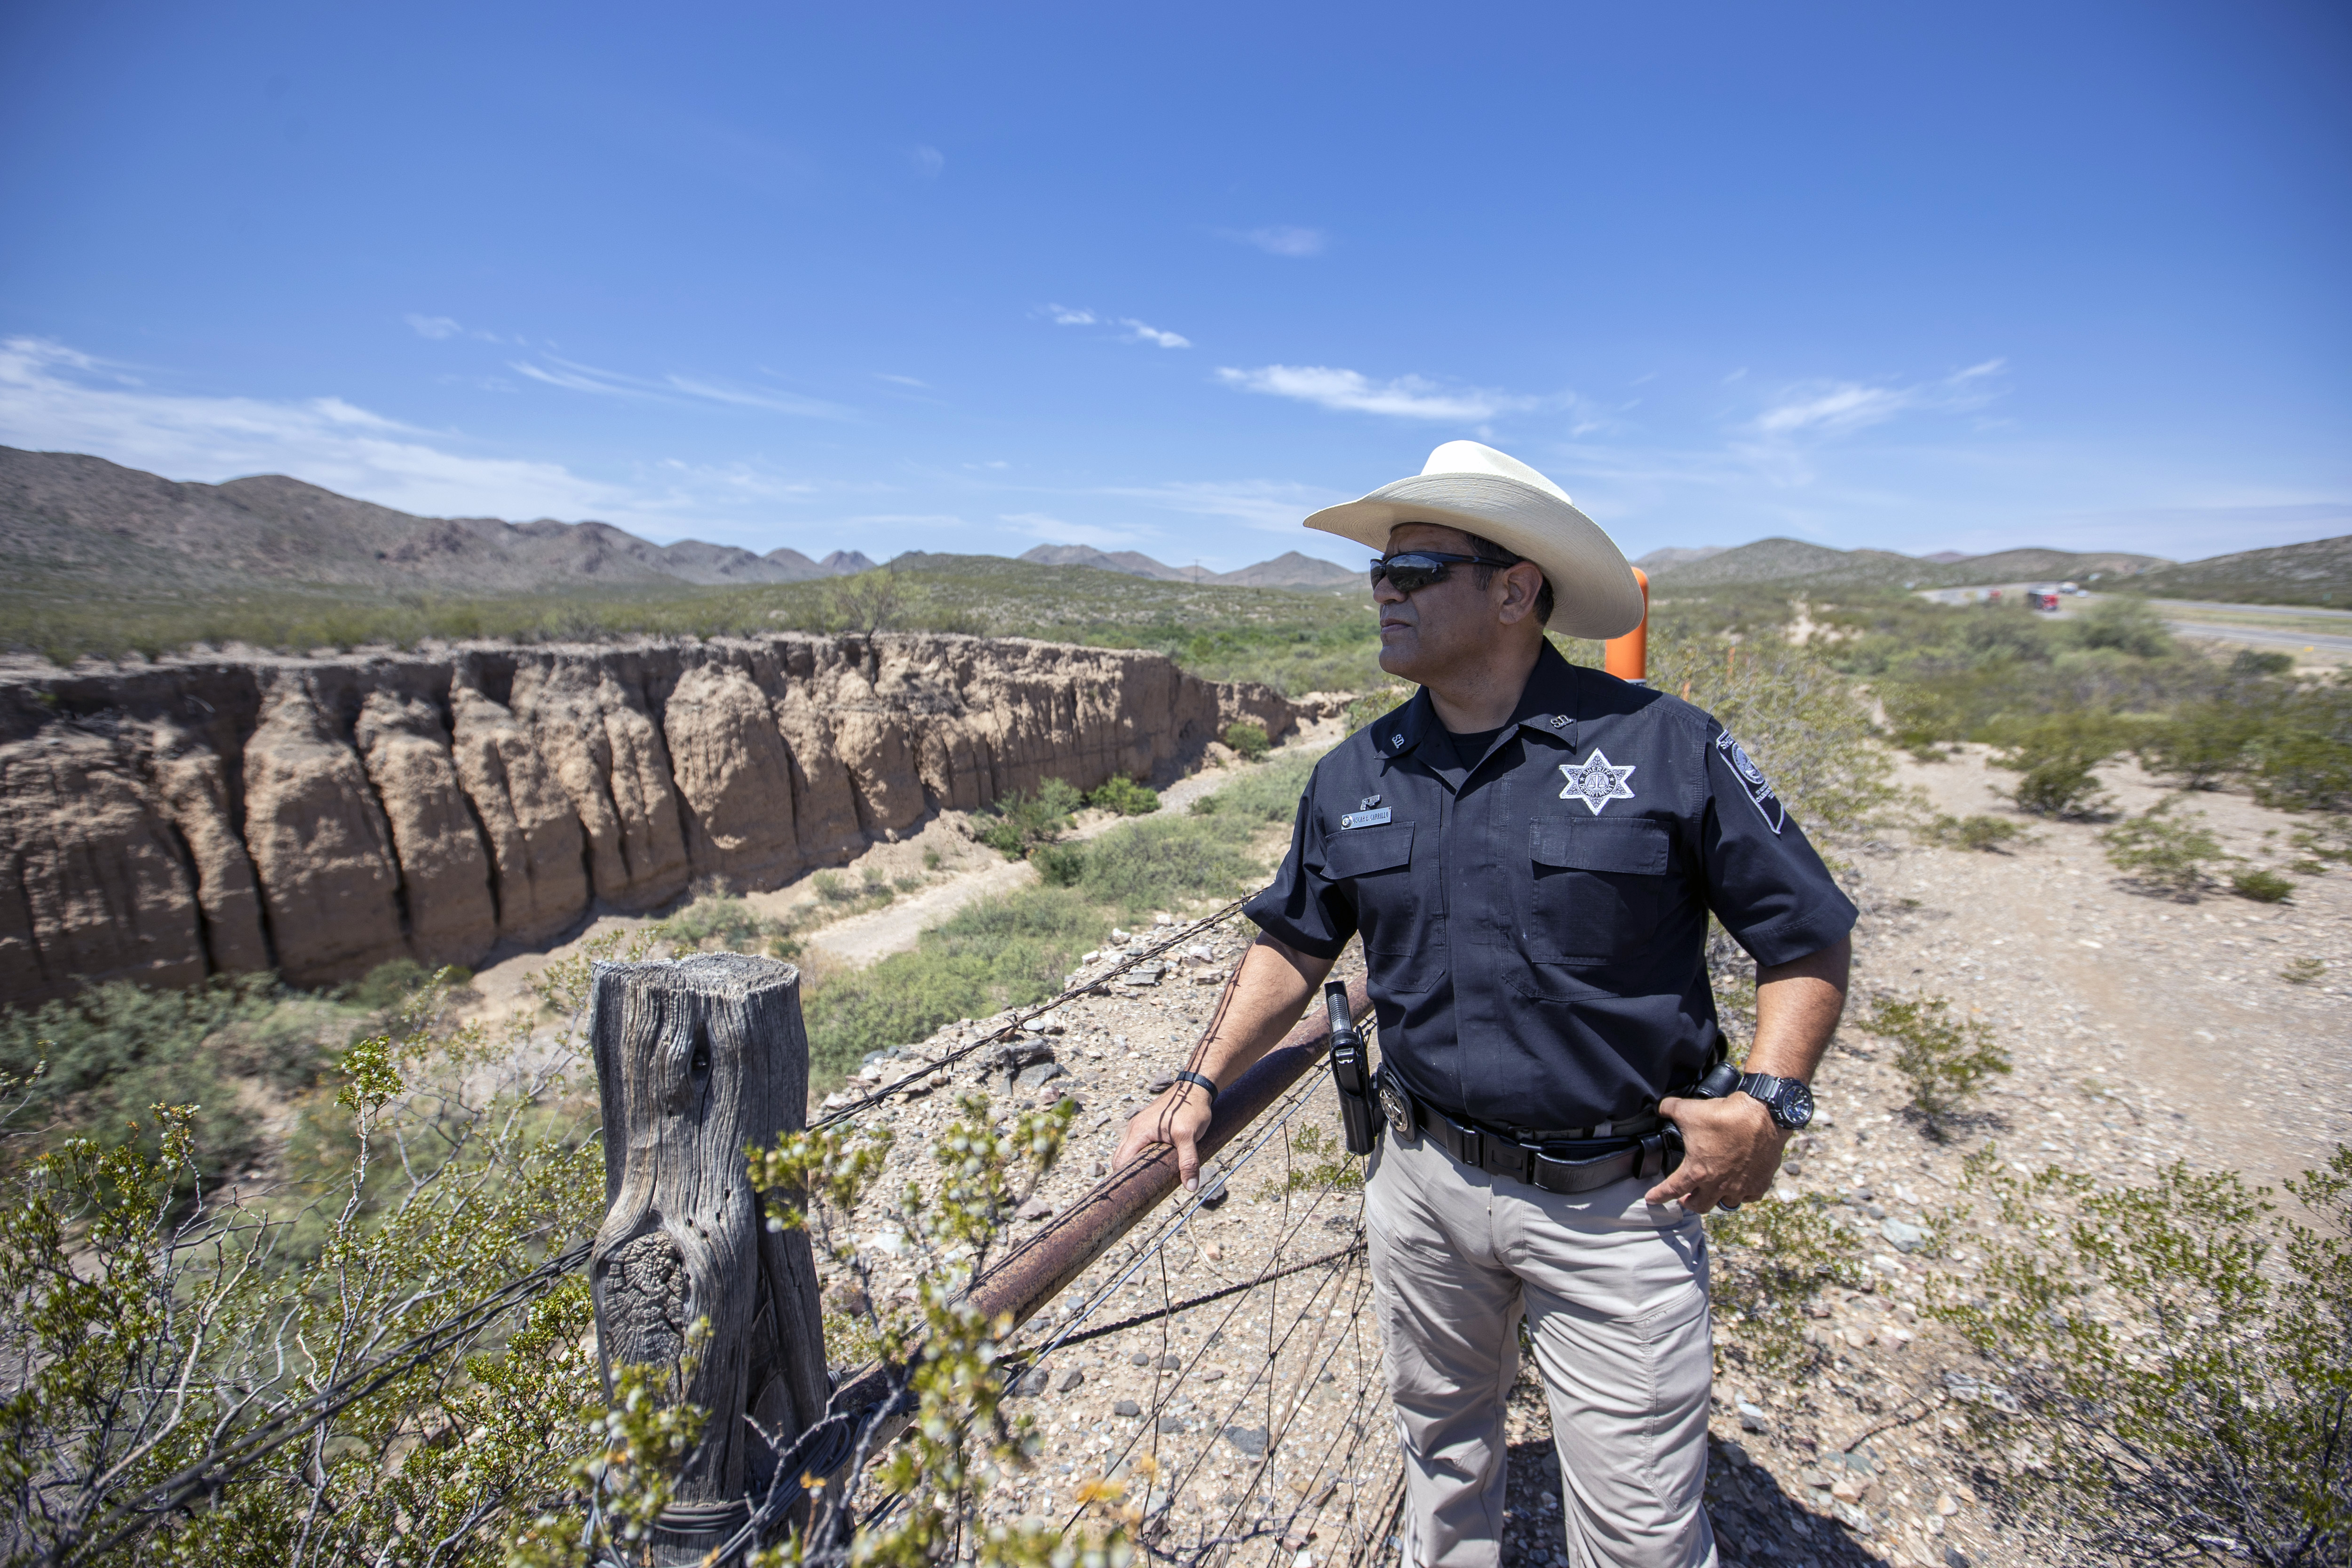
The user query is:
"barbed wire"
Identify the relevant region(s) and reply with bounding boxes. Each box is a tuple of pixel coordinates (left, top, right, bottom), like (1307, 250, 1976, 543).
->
(811, 893, 1256, 1128)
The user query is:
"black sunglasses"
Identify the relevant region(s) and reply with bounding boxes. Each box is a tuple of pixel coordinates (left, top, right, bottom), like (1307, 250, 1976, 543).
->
(1368, 549, 1521, 594)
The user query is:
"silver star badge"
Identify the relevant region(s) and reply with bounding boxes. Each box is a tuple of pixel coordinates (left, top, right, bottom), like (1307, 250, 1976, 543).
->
(1557, 749, 1637, 815)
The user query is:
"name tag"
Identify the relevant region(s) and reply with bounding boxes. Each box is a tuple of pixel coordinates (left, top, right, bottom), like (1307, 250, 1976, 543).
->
(1339, 808, 1392, 829)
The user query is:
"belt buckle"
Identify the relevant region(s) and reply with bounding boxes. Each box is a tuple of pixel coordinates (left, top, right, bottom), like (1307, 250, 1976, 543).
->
(1378, 1072, 1414, 1138)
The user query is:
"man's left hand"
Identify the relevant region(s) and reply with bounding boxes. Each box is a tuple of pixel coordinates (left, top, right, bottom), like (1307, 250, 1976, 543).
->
(1646, 1093, 1785, 1212)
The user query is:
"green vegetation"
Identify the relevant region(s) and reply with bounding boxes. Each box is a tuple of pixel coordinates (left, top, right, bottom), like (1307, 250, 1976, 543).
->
(2281, 956, 2327, 985)
(1084, 774, 1161, 816)
(2100, 797, 2228, 898)
(799, 749, 1319, 1082)
(1863, 994, 2013, 1137)
(0, 962, 606, 1566)
(1933, 1146, 2352, 1566)
(1255, 1121, 1364, 1199)
(974, 779, 1084, 859)
(1705, 1194, 1865, 1371)
(1919, 812, 2028, 852)
(2, 552, 1381, 696)
(1222, 720, 1270, 760)
(2230, 867, 2296, 904)
(0, 973, 358, 1184)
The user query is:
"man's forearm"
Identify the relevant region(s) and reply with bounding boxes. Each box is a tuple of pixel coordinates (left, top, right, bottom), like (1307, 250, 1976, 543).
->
(1747, 935, 1851, 1082)
(1184, 933, 1336, 1087)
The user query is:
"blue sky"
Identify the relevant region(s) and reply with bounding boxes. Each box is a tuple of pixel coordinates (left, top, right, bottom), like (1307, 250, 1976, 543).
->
(2, 2, 2346, 572)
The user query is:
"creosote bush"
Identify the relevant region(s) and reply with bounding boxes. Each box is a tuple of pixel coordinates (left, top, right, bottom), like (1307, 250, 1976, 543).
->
(2099, 796, 2227, 899)
(1705, 1194, 1866, 1371)
(1931, 1146, 2352, 1567)
(1992, 716, 2118, 819)
(1919, 812, 2027, 852)
(976, 780, 1084, 859)
(1084, 775, 1161, 816)
(1222, 720, 1270, 760)
(1863, 994, 2012, 1137)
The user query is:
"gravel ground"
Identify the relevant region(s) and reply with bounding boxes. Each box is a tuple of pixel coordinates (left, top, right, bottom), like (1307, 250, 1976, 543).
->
(807, 744, 2347, 1568)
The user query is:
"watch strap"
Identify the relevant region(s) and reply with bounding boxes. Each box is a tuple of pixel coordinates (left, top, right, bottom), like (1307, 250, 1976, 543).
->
(1172, 1069, 1220, 1104)
(1737, 1073, 1806, 1127)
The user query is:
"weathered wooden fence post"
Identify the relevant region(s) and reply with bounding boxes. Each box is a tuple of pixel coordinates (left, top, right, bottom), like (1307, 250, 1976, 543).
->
(587, 953, 829, 1562)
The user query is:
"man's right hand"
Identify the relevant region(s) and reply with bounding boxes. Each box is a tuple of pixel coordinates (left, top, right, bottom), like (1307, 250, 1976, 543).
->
(1112, 1082, 1218, 1191)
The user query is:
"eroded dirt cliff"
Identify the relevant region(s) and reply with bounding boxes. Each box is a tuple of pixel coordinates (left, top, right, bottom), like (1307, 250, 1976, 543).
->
(0, 633, 1301, 1002)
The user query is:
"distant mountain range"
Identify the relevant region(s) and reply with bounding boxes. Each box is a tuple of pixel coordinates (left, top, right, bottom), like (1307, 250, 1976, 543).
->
(1636, 538, 2170, 591)
(1016, 543, 1357, 589)
(0, 447, 877, 593)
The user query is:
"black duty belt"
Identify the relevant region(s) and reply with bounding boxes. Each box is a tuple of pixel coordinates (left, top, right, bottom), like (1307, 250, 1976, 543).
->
(1377, 1069, 1680, 1195)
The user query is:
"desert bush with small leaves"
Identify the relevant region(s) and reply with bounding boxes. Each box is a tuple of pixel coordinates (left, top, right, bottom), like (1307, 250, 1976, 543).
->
(1221, 721, 1270, 760)
(2231, 867, 2296, 903)
(1705, 1194, 1866, 1372)
(1930, 1146, 2352, 1568)
(1863, 994, 2012, 1135)
(1920, 812, 2027, 852)
(2100, 796, 2228, 898)
(1085, 775, 1161, 816)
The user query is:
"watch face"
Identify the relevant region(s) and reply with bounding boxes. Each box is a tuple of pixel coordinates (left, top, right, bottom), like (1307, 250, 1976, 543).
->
(1780, 1081, 1815, 1129)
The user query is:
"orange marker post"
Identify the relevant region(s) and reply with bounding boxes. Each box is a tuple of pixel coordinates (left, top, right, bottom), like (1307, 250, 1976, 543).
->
(1604, 567, 1650, 684)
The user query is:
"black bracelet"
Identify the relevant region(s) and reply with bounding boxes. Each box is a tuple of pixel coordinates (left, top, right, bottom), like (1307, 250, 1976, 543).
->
(1172, 1069, 1220, 1104)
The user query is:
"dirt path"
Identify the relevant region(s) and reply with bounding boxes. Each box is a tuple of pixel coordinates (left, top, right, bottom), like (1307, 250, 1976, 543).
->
(801, 719, 1345, 969)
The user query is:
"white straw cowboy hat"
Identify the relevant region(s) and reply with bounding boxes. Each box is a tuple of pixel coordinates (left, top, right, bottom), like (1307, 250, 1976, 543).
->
(1304, 440, 1645, 640)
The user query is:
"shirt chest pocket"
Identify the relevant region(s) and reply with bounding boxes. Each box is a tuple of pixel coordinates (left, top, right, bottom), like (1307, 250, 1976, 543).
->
(1523, 816, 1673, 965)
(1319, 822, 1430, 970)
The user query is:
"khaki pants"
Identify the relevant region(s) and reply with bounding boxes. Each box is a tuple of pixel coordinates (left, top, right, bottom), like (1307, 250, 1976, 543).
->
(1364, 1125, 1716, 1568)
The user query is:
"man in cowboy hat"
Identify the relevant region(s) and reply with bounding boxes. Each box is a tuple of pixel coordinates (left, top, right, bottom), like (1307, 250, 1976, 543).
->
(1114, 442, 1854, 1568)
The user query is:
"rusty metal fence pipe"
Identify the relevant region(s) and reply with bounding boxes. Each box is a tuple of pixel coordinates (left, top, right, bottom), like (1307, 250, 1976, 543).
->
(821, 974, 1373, 1461)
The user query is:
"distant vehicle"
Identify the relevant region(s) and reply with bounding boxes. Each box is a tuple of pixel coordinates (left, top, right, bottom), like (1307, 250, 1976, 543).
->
(1986, 588, 2002, 602)
(2026, 584, 2063, 612)
(2060, 581, 2083, 596)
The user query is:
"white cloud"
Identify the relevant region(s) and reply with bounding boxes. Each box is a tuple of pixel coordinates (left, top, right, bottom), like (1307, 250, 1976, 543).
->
(1222, 226, 1327, 258)
(999, 511, 1148, 549)
(873, 372, 928, 388)
(1105, 478, 1349, 534)
(909, 144, 945, 178)
(1042, 306, 1188, 347)
(0, 335, 636, 521)
(509, 353, 853, 419)
(1119, 318, 1191, 350)
(1752, 359, 2006, 439)
(406, 314, 463, 340)
(1214, 364, 1534, 422)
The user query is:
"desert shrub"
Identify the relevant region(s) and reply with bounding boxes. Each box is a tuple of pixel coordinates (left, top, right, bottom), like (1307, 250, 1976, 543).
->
(343, 958, 444, 1013)
(0, 975, 607, 1565)
(1222, 720, 1271, 760)
(658, 892, 782, 951)
(2100, 796, 2227, 898)
(1085, 774, 1161, 815)
(1344, 685, 1414, 733)
(2231, 867, 2296, 903)
(1706, 1194, 1866, 1370)
(1932, 1146, 2352, 1567)
(1256, 1121, 1364, 1198)
(1648, 629, 1897, 844)
(1992, 715, 2118, 818)
(1030, 841, 1086, 886)
(974, 779, 1083, 859)
(2233, 648, 2296, 677)
(0, 974, 310, 1181)
(2280, 956, 2327, 985)
(1078, 816, 1257, 916)
(1863, 994, 2011, 1136)
(2067, 597, 2175, 659)
(2134, 699, 2267, 789)
(1919, 812, 2026, 852)
(2251, 730, 2352, 813)
(1200, 746, 1321, 824)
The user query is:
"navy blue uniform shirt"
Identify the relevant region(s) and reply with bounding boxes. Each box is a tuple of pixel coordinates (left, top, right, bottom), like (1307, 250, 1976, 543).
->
(1245, 640, 1857, 1135)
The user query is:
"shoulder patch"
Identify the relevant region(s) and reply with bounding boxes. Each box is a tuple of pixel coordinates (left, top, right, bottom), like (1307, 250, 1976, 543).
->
(1716, 731, 1786, 835)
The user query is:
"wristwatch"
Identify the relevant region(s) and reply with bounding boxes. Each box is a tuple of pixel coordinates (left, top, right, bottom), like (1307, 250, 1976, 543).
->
(1736, 1073, 1815, 1131)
